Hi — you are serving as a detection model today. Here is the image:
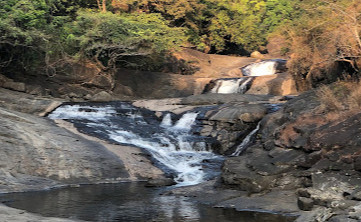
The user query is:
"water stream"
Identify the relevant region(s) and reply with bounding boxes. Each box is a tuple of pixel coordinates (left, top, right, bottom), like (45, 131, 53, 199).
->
(48, 102, 222, 186)
(241, 59, 287, 76)
(0, 182, 297, 222)
(0, 102, 297, 221)
(208, 77, 253, 94)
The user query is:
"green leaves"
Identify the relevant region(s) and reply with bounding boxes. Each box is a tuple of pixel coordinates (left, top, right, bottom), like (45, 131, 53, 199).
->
(62, 11, 185, 68)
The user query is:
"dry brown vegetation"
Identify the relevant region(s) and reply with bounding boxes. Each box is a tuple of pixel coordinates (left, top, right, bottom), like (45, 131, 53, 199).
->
(284, 0, 361, 91)
(317, 80, 361, 115)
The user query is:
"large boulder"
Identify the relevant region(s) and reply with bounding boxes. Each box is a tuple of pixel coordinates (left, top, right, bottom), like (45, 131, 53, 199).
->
(91, 91, 112, 102)
(246, 73, 298, 95)
(0, 107, 129, 193)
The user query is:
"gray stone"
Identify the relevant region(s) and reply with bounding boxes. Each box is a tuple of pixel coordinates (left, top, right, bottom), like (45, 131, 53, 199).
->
(0, 205, 77, 222)
(0, 106, 130, 193)
(328, 215, 358, 222)
(91, 91, 112, 102)
(3, 81, 26, 92)
(298, 197, 314, 211)
(351, 190, 361, 201)
(295, 207, 333, 222)
(83, 94, 93, 100)
(68, 92, 80, 98)
(113, 84, 134, 96)
(297, 188, 311, 198)
(181, 94, 275, 106)
(145, 178, 176, 187)
(353, 157, 361, 171)
(0, 88, 63, 115)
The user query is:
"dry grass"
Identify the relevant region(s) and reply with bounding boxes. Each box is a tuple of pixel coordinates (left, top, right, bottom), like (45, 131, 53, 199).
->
(317, 81, 361, 114)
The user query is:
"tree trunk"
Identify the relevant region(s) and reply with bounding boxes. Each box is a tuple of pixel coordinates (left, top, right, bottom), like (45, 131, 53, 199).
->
(96, 0, 101, 11)
(102, 0, 107, 13)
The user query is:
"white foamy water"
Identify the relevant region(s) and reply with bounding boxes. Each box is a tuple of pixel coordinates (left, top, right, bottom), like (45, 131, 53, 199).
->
(231, 122, 261, 156)
(209, 77, 253, 94)
(49, 104, 220, 186)
(160, 113, 173, 127)
(242, 59, 287, 76)
(48, 105, 117, 120)
(171, 112, 198, 131)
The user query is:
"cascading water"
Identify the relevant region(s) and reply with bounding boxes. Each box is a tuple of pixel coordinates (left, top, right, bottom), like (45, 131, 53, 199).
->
(48, 102, 222, 186)
(230, 104, 283, 156)
(231, 122, 261, 156)
(241, 59, 287, 76)
(204, 77, 253, 94)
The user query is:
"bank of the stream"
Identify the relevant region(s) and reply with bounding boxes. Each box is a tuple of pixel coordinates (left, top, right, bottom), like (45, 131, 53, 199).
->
(0, 182, 297, 222)
(1, 52, 361, 221)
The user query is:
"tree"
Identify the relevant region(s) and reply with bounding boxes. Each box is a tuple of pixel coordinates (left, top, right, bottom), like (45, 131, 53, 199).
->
(284, 0, 361, 90)
(62, 11, 186, 69)
(96, 0, 107, 12)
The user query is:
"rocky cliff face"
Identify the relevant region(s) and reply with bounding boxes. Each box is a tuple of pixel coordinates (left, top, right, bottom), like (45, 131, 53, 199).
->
(221, 91, 361, 221)
(0, 49, 298, 102)
(0, 106, 129, 193)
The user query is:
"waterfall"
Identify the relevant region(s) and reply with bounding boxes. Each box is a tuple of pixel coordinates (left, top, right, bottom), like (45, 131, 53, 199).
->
(238, 77, 253, 94)
(160, 113, 172, 127)
(48, 103, 221, 186)
(231, 122, 261, 156)
(171, 112, 198, 131)
(48, 105, 117, 120)
(205, 77, 253, 94)
(241, 59, 287, 76)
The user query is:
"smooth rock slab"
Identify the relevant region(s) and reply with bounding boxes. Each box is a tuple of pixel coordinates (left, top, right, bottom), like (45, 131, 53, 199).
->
(0, 205, 79, 222)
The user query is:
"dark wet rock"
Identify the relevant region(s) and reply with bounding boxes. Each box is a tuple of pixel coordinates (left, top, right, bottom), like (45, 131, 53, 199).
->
(222, 144, 306, 193)
(298, 188, 311, 198)
(328, 215, 358, 222)
(163, 180, 245, 205)
(215, 190, 300, 215)
(298, 197, 314, 211)
(353, 157, 361, 171)
(145, 178, 176, 187)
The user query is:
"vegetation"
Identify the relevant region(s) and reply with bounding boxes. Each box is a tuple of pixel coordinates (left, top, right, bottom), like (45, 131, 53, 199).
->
(283, 0, 361, 90)
(317, 81, 361, 116)
(0, 0, 360, 84)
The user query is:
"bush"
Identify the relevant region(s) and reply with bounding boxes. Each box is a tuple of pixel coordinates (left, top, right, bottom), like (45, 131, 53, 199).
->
(62, 11, 186, 70)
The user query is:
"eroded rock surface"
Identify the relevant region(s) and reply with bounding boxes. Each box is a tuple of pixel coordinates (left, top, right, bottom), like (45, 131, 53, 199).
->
(220, 91, 361, 221)
(0, 107, 129, 193)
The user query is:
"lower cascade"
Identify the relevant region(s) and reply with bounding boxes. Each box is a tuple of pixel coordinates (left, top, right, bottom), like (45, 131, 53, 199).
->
(203, 77, 253, 94)
(48, 102, 222, 186)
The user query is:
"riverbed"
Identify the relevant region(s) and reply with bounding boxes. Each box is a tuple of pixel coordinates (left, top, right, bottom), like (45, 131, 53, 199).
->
(0, 182, 296, 222)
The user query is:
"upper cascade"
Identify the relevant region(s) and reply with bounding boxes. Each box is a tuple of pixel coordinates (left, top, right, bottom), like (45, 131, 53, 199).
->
(241, 59, 287, 76)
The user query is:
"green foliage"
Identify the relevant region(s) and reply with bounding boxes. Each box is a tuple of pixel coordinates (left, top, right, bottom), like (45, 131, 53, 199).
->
(0, 0, 305, 75)
(122, 0, 296, 53)
(62, 11, 185, 68)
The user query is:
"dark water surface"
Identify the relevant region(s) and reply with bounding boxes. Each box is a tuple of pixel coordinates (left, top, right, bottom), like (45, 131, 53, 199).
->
(0, 182, 296, 222)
